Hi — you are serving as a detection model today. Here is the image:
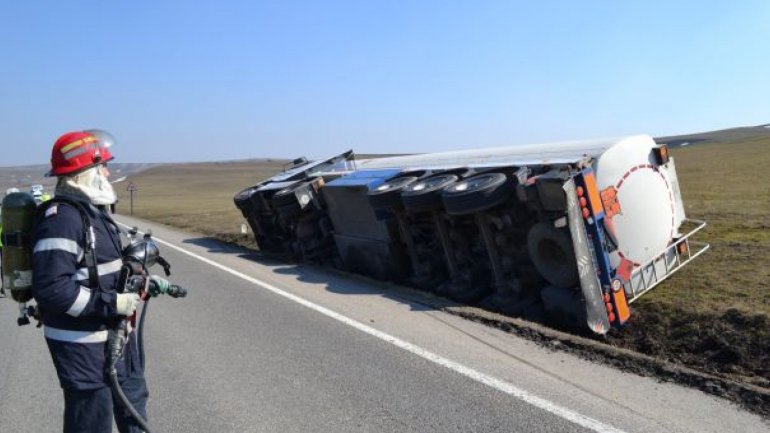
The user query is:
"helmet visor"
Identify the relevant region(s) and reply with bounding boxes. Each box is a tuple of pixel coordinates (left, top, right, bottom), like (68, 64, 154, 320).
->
(83, 129, 115, 163)
(84, 129, 115, 150)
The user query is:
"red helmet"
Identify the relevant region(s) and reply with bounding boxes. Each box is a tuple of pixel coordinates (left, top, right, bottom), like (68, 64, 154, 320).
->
(49, 129, 115, 176)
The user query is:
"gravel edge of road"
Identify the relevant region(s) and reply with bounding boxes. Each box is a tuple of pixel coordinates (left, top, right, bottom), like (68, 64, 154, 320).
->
(315, 265, 770, 420)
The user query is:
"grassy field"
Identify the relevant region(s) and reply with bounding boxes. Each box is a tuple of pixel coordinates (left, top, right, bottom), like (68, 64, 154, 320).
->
(121, 139, 770, 386)
(642, 136, 770, 314)
(117, 160, 284, 245)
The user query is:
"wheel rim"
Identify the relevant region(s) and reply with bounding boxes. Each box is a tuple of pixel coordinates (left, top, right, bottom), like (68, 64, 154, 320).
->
(375, 176, 416, 193)
(407, 175, 456, 193)
(452, 173, 499, 193)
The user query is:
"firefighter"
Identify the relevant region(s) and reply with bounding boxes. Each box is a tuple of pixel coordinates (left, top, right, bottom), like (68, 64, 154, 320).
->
(31, 130, 168, 433)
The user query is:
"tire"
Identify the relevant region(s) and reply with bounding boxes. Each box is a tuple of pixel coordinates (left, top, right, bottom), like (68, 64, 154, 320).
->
(433, 168, 475, 179)
(442, 173, 512, 215)
(367, 176, 418, 209)
(399, 170, 428, 179)
(527, 222, 579, 289)
(401, 174, 458, 213)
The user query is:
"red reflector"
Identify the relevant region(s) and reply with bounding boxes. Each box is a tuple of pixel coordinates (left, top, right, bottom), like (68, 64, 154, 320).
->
(678, 242, 689, 255)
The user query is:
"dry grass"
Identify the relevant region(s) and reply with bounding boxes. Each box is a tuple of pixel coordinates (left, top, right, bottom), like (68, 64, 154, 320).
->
(118, 160, 285, 246)
(635, 137, 770, 315)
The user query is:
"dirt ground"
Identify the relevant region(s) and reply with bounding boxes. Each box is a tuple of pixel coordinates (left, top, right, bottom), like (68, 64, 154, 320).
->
(610, 306, 769, 387)
(448, 303, 770, 418)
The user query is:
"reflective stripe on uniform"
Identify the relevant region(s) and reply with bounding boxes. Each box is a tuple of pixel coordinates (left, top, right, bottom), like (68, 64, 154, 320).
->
(44, 326, 108, 343)
(34, 238, 84, 261)
(65, 286, 92, 317)
(70, 259, 123, 281)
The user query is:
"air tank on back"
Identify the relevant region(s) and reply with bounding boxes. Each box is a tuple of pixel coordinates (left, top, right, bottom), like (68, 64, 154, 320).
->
(2, 192, 37, 309)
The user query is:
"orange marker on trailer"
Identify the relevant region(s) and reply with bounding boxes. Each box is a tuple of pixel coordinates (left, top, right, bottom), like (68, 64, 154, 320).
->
(611, 279, 630, 324)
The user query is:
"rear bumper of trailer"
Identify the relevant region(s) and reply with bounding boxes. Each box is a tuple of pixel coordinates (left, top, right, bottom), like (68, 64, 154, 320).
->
(623, 219, 710, 303)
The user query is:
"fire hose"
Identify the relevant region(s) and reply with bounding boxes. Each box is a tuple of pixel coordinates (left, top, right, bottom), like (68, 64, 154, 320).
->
(108, 229, 188, 433)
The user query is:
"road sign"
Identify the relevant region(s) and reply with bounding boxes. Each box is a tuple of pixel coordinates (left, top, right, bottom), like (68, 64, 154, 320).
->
(126, 182, 138, 215)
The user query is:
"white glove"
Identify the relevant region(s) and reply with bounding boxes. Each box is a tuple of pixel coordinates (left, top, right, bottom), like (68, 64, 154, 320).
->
(116, 293, 141, 316)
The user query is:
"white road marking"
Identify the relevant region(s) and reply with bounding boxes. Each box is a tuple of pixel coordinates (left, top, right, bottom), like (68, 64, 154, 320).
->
(121, 223, 626, 433)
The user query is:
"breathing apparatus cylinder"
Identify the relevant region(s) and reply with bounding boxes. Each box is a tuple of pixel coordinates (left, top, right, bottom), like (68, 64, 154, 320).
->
(1, 192, 37, 304)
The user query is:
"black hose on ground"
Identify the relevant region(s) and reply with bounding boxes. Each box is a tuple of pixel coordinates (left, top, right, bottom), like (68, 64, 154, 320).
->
(109, 368, 153, 433)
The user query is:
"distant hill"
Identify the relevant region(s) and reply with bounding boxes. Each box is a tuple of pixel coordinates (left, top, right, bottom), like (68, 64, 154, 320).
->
(3, 124, 769, 194)
(0, 163, 158, 195)
(655, 124, 770, 147)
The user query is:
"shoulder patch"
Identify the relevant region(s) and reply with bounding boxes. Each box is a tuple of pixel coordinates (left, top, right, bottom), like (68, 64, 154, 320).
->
(44, 205, 58, 218)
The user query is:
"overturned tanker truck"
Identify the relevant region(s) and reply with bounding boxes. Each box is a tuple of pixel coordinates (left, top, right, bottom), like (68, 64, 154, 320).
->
(234, 135, 709, 334)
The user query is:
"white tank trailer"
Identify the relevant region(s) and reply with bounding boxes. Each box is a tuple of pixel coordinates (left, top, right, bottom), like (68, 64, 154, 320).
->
(234, 135, 708, 334)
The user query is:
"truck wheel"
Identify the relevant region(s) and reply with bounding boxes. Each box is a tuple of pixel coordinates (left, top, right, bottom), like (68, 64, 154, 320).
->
(527, 222, 579, 289)
(432, 167, 475, 179)
(367, 176, 418, 209)
(442, 173, 512, 215)
(401, 174, 458, 213)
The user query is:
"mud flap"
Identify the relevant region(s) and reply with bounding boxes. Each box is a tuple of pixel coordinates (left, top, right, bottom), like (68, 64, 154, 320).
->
(563, 178, 610, 334)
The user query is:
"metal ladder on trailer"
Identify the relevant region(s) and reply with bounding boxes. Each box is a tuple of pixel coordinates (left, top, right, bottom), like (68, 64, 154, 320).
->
(624, 219, 710, 303)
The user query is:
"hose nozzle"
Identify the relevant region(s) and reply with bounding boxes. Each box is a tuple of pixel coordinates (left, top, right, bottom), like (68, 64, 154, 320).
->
(167, 284, 188, 298)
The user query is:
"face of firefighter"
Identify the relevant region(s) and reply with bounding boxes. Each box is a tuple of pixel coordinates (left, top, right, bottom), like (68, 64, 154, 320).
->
(57, 164, 117, 205)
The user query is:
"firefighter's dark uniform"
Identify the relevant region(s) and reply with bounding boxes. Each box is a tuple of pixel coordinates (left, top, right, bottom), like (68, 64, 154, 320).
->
(31, 195, 148, 433)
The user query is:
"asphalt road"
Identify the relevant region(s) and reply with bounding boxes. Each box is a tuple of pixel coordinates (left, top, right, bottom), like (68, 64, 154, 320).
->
(0, 215, 766, 433)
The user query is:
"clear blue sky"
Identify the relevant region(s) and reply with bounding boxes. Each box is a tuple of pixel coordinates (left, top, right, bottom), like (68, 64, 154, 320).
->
(1, 1, 769, 165)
